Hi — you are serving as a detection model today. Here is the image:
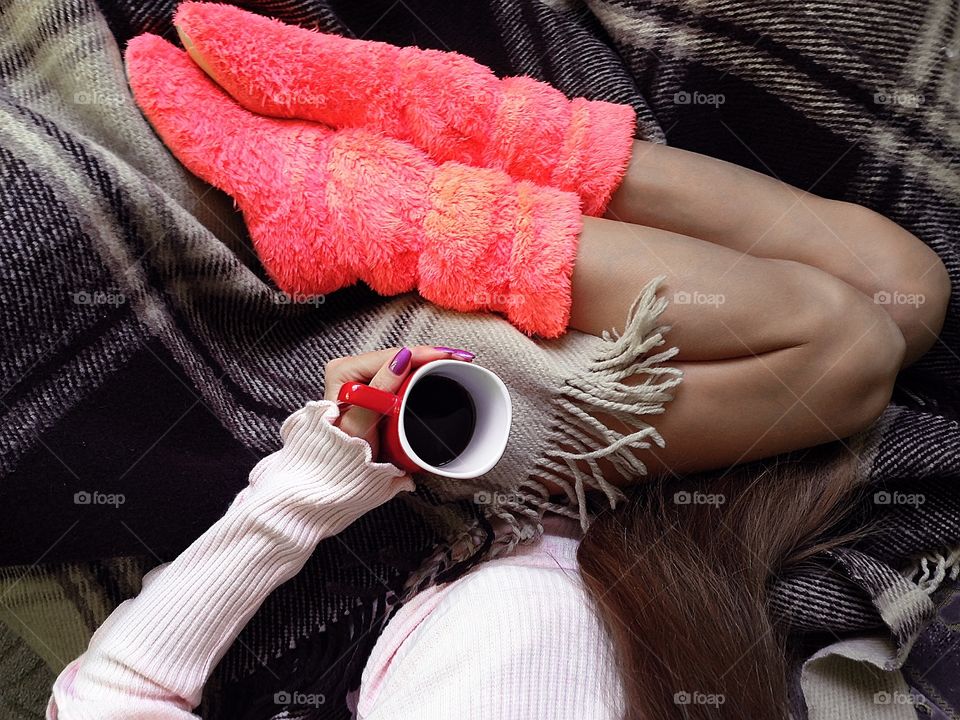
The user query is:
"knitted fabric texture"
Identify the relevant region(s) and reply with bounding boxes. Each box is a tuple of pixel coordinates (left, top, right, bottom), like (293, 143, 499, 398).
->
(172, 1, 636, 217)
(125, 35, 583, 338)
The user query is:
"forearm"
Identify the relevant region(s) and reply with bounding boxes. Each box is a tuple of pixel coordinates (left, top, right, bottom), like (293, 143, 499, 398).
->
(48, 401, 411, 720)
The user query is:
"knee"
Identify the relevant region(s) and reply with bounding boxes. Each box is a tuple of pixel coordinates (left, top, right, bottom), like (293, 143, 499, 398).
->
(875, 249, 951, 364)
(792, 263, 906, 437)
(834, 202, 951, 363)
(835, 304, 905, 436)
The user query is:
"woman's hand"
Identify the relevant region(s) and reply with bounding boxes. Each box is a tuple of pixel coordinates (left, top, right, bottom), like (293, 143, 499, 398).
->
(323, 346, 475, 461)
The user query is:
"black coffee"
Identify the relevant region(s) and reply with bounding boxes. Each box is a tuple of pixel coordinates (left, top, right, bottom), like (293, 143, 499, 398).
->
(405, 375, 476, 467)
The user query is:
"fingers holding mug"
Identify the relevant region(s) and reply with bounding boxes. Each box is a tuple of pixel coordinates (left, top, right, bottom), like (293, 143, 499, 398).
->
(324, 346, 476, 458)
(337, 347, 413, 450)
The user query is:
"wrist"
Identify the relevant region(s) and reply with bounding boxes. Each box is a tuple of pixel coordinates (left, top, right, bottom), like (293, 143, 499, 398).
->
(246, 401, 414, 512)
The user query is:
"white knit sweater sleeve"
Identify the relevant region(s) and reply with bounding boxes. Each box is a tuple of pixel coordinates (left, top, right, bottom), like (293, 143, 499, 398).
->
(47, 400, 413, 720)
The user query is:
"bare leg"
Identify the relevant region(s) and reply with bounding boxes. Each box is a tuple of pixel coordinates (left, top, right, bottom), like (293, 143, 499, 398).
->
(605, 140, 950, 366)
(567, 217, 905, 477)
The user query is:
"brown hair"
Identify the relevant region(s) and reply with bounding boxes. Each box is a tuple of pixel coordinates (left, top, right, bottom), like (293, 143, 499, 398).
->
(577, 442, 866, 719)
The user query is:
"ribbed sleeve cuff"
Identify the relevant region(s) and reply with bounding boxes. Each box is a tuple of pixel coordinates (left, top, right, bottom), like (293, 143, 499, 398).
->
(246, 400, 412, 502)
(240, 400, 415, 541)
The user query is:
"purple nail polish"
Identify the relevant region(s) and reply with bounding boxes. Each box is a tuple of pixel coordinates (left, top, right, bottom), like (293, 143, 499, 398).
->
(389, 347, 412, 374)
(434, 346, 476, 360)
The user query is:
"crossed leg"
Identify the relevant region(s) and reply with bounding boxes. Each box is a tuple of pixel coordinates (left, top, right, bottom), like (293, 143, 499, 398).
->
(607, 140, 950, 366)
(567, 143, 949, 478)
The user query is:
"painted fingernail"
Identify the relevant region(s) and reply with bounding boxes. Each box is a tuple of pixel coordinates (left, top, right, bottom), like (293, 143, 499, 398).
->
(389, 347, 412, 374)
(434, 346, 476, 360)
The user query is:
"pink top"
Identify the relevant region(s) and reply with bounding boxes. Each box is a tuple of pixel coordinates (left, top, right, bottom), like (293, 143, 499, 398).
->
(47, 401, 622, 719)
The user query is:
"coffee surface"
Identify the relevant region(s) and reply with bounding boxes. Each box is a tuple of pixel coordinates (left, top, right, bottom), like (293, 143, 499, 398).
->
(404, 375, 476, 466)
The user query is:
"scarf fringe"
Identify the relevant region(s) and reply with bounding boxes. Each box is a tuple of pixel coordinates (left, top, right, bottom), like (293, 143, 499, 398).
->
(532, 274, 682, 531)
(909, 545, 960, 594)
(403, 276, 682, 597)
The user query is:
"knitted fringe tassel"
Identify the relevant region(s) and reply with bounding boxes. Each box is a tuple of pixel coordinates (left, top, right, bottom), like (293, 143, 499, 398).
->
(909, 546, 960, 594)
(404, 275, 682, 596)
(529, 274, 683, 531)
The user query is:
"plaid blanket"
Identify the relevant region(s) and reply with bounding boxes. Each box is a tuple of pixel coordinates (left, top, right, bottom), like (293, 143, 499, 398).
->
(1, 1, 958, 718)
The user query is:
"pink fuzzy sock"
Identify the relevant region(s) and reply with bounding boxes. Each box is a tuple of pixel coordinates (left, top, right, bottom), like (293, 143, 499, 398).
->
(171, 2, 636, 217)
(125, 34, 583, 338)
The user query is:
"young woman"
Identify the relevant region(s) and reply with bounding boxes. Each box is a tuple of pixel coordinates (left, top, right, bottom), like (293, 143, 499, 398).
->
(49, 5, 950, 719)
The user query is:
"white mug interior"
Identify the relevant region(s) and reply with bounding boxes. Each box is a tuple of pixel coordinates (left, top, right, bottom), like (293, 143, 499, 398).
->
(397, 359, 512, 479)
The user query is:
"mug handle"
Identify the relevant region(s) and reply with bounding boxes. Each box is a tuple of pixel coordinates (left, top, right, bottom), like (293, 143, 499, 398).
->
(337, 382, 401, 416)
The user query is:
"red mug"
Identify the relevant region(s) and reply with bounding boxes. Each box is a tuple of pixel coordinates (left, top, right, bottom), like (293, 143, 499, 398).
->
(337, 359, 511, 478)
